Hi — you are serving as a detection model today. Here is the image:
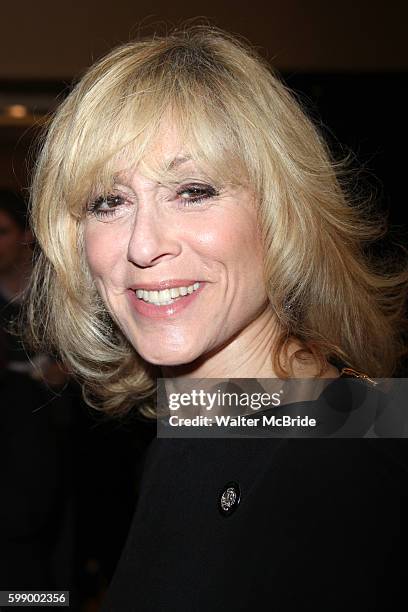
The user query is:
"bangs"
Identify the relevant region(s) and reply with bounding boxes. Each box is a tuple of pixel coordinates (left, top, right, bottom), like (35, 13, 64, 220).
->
(59, 44, 263, 218)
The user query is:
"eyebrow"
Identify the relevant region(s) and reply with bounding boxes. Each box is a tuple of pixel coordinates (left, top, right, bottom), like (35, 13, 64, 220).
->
(166, 155, 192, 170)
(112, 155, 198, 188)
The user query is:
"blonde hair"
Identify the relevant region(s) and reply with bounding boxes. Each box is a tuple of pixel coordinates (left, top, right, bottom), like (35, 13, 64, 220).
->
(25, 25, 407, 416)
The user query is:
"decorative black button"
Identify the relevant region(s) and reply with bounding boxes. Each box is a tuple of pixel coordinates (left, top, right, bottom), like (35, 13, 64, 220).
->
(218, 482, 241, 516)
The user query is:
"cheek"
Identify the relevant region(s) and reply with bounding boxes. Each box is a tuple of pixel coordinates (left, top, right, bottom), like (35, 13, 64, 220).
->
(196, 212, 263, 271)
(84, 225, 120, 280)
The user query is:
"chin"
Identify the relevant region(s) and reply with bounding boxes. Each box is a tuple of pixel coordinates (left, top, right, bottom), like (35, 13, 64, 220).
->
(136, 344, 203, 368)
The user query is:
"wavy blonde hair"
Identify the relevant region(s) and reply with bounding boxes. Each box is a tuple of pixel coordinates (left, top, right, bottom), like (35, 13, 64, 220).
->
(25, 25, 407, 416)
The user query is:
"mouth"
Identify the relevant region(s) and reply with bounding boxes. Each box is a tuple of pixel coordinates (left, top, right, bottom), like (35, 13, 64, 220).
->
(134, 282, 200, 306)
(127, 281, 205, 319)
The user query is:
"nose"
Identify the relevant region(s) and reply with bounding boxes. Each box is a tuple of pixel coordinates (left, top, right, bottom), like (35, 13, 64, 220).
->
(127, 201, 181, 268)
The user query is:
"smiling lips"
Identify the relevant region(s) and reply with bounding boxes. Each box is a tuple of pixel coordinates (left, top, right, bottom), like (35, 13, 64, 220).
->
(135, 282, 200, 306)
(128, 280, 205, 318)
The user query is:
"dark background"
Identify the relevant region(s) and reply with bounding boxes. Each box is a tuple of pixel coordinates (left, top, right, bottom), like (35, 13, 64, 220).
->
(0, 2, 407, 610)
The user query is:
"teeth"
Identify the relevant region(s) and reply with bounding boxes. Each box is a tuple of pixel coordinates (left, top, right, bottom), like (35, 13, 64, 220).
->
(135, 282, 200, 305)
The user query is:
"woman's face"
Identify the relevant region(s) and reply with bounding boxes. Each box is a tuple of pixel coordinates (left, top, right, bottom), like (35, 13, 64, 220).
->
(84, 124, 270, 368)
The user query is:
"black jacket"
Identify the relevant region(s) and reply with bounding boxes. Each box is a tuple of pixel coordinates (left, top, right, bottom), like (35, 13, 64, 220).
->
(101, 376, 408, 611)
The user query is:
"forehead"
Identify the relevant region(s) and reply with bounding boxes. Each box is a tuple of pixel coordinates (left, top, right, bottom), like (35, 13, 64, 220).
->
(138, 123, 196, 179)
(145, 120, 183, 161)
(114, 119, 240, 187)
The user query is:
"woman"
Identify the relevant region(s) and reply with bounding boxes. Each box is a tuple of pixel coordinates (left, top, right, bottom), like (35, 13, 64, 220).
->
(26, 26, 407, 611)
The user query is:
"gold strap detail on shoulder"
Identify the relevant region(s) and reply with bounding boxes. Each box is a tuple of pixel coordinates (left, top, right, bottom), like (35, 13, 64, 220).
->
(340, 367, 378, 387)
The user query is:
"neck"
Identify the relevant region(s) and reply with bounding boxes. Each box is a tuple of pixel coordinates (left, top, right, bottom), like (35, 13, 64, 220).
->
(160, 304, 340, 388)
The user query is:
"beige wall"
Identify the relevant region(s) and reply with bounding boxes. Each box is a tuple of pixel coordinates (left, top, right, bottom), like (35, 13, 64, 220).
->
(1, 0, 407, 79)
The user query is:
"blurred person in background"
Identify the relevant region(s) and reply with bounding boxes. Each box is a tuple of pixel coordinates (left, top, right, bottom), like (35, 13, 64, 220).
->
(0, 189, 66, 384)
(0, 189, 78, 602)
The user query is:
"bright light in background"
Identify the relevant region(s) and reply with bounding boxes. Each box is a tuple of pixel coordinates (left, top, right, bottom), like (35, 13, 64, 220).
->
(5, 104, 28, 119)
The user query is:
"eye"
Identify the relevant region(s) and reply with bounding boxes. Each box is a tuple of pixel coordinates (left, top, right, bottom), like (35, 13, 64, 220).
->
(87, 194, 127, 219)
(176, 184, 219, 208)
